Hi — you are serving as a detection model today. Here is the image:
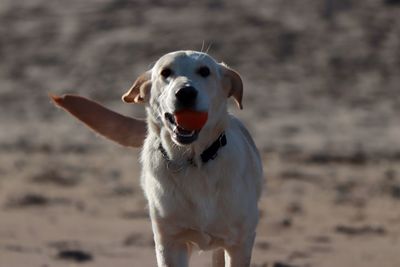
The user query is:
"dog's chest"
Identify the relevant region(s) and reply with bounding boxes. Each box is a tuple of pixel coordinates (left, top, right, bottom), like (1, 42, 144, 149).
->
(153, 163, 231, 219)
(143, 152, 242, 231)
(146, 165, 242, 247)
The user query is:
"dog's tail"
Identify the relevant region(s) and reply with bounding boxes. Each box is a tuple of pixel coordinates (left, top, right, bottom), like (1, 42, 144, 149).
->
(49, 94, 146, 148)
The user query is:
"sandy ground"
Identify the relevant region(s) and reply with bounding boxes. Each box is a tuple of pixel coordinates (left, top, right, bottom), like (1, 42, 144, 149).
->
(1, 0, 400, 266)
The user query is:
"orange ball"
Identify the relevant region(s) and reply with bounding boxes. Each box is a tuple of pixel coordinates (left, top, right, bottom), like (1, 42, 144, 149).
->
(174, 110, 208, 131)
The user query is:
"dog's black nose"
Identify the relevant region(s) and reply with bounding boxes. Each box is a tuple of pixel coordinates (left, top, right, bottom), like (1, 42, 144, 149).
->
(175, 86, 197, 107)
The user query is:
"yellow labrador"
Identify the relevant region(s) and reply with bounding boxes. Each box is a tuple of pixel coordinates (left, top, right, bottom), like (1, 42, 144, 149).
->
(51, 51, 263, 267)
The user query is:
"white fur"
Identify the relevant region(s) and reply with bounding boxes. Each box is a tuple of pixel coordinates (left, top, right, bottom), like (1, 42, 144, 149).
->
(139, 51, 263, 267)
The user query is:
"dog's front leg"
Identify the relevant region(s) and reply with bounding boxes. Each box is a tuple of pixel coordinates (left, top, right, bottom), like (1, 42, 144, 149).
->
(154, 240, 190, 267)
(224, 232, 255, 267)
(152, 222, 190, 267)
(212, 248, 225, 267)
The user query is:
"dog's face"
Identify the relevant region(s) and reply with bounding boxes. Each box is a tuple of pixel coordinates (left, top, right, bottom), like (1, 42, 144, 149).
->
(123, 51, 243, 146)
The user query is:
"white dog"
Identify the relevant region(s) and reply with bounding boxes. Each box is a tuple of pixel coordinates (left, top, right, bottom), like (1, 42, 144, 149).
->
(51, 51, 263, 267)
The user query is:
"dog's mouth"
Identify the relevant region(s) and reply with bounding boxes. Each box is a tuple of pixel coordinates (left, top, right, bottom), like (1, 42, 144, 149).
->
(164, 112, 199, 145)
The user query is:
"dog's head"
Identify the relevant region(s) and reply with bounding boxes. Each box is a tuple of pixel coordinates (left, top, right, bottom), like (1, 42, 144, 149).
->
(122, 51, 243, 145)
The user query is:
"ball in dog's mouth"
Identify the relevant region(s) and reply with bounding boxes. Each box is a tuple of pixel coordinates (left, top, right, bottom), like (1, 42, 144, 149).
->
(164, 111, 208, 145)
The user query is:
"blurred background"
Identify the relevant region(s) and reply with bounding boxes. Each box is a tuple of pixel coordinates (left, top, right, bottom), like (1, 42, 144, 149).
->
(0, 0, 399, 266)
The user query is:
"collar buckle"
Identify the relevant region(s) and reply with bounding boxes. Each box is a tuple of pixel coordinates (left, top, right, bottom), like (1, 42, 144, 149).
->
(218, 133, 227, 147)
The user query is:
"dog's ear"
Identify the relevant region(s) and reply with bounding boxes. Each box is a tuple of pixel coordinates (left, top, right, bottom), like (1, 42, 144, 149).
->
(220, 64, 243, 109)
(122, 71, 152, 104)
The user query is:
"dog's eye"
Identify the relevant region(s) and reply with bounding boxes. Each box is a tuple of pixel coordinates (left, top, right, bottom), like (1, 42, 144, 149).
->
(161, 68, 173, 79)
(198, 66, 210, 78)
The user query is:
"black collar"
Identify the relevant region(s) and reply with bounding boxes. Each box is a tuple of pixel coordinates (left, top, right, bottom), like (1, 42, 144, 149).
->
(158, 132, 227, 166)
(200, 132, 227, 163)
